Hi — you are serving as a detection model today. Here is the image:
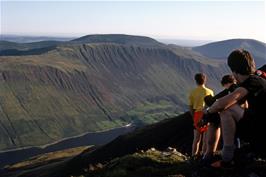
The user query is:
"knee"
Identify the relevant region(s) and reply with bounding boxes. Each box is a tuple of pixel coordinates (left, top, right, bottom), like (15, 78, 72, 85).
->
(220, 109, 232, 119)
(194, 135, 201, 142)
(221, 105, 244, 122)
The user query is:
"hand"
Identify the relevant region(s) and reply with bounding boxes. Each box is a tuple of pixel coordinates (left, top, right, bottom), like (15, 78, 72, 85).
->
(197, 118, 208, 128)
(198, 112, 212, 128)
(203, 107, 210, 114)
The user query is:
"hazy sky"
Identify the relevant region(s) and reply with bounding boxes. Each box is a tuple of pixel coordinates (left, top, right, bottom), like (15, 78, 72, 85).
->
(1, 1, 266, 42)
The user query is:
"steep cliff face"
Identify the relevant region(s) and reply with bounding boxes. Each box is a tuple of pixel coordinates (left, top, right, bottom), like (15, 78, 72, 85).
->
(0, 42, 228, 150)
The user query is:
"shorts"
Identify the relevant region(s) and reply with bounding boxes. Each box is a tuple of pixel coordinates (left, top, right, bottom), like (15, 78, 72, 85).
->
(208, 113, 220, 128)
(193, 111, 208, 133)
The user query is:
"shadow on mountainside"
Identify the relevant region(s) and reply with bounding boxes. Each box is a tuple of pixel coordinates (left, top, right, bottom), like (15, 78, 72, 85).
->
(3, 112, 266, 177)
(2, 112, 193, 177)
(65, 112, 194, 175)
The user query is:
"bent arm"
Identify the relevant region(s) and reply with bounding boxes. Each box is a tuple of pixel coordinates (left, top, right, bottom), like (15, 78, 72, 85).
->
(207, 87, 248, 113)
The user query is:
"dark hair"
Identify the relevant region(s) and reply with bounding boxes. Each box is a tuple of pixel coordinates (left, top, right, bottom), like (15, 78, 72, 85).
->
(194, 73, 206, 85)
(221, 75, 236, 86)
(227, 49, 256, 75)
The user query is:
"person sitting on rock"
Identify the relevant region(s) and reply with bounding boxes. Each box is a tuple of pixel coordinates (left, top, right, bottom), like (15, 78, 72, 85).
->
(201, 75, 237, 163)
(203, 49, 266, 168)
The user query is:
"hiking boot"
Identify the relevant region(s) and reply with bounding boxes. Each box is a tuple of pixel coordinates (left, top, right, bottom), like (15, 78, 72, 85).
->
(188, 154, 202, 164)
(211, 160, 235, 170)
(199, 155, 213, 167)
(191, 154, 202, 161)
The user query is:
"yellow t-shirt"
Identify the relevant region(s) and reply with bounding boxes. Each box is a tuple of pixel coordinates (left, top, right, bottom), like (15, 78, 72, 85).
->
(189, 85, 214, 112)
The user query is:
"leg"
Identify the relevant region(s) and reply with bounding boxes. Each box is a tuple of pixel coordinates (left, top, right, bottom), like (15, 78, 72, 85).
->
(192, 129, 202, 156)
(204, 124, 221, 158)
(202, 132, 207, 155)
(220, 104, 244, 162)
(213, 127, 221, 152)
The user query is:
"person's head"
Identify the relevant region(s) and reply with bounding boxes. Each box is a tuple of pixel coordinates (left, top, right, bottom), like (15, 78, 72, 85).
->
(194, 73, 206, 86)
(227, 49, 256, 81)
(221, 75, 236, 89)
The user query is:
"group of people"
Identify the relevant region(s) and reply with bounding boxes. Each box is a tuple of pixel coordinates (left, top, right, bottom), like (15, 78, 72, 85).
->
(188, 49, 266, 168)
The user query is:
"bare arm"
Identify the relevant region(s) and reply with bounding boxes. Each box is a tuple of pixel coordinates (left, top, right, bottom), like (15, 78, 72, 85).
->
(189, 105, 194, 117)
(208, 87, 248, 113)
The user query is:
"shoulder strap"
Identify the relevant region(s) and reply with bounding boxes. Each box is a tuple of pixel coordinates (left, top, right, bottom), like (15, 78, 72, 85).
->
(255, 70, 266, 80)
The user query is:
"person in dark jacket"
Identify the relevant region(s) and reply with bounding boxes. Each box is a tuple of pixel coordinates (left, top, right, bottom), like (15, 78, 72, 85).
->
(204, 49, 266, 168)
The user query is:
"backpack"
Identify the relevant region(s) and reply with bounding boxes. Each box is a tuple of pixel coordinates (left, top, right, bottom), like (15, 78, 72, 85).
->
(255, 64, 266, 80)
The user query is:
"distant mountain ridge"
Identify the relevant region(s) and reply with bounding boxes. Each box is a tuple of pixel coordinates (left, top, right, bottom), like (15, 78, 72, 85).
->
(1, 35, 266, 62)
(192, 39, 266, 67)
(71, 34, 164, 47)
(0, 35, 74, 43)
(0, 34, 164, 56)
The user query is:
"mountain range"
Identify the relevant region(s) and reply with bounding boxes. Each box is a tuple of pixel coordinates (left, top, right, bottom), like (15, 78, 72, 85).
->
(0, 34, 265, 153)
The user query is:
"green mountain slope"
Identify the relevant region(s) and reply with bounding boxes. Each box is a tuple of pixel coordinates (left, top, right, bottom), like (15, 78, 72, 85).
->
(0, 37, 229, 150)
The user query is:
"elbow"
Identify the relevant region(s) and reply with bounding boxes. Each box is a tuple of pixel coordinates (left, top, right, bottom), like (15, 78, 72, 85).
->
(213, 100, 226, 112)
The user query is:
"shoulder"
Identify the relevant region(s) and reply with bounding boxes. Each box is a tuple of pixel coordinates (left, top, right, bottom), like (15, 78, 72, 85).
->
(205, 87, 214, 95)
(240, 75, 266, 92)
(189, 88, 197, 96)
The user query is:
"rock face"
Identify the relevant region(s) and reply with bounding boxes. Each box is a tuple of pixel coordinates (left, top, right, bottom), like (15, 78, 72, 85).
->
(0, 35, 231, 150)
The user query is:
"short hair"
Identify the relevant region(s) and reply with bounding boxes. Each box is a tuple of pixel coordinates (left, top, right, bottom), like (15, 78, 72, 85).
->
(227, 49, 256, 75)
(194, 73, 206, 85)
(221, 75, 236, 86)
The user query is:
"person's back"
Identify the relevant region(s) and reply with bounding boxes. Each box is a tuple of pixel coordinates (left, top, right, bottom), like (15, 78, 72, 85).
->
(190, 86, 214, 112)
(189, 73, 214, 156)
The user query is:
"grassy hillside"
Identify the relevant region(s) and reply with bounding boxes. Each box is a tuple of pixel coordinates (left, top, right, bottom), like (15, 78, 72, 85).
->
(71, 148, 192, 177)
(4, 112, 266, 177)
(7, 146, 90, 170)
(0, 36, 229, 150)
(75, 148, 266, 177)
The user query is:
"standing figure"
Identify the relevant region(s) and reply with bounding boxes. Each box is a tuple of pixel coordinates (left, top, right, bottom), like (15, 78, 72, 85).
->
(189, 73, 214, 157)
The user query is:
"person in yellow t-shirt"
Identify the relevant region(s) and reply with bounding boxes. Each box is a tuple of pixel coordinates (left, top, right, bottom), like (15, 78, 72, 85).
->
(189, 73, 214, 157)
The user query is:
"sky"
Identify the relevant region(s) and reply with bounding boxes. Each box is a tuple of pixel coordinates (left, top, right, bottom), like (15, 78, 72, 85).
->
(1, 1, 266, 42)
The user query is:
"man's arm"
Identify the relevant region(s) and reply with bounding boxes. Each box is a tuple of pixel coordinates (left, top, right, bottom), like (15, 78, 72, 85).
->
(207, 87, 248, 113)
(189, 105, 194, 117)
